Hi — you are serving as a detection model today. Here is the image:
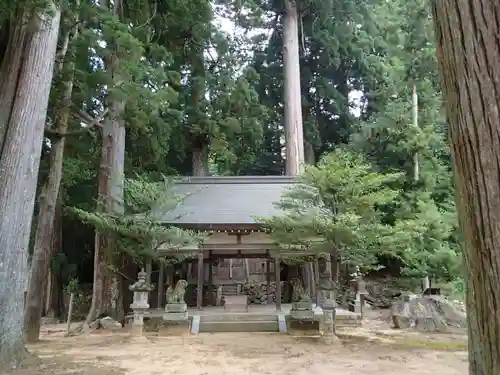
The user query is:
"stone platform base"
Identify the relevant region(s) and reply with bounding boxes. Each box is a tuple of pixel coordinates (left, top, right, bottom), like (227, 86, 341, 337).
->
(163, 312, 188, 321)
(287, 319, 320, 336)
(158, 320, 191, 336)
(163, 303, 188, 321)
(290, 309, 314, 320)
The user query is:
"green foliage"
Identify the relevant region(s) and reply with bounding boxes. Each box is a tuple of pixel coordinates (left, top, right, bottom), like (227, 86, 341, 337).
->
(65, 278, 80, 295)
(16, 0, 463, 291)
(261, 148, 404, 269)
(68, 177, 203, 265)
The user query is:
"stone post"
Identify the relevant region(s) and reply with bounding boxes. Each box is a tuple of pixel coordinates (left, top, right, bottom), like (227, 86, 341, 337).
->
(129, 269, 153, 335)
(351, 276, 367, 316)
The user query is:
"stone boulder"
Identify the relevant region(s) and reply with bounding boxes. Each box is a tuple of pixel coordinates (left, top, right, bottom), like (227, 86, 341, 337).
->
(99, 316, 123, 331)
(391, 295, 466, 332)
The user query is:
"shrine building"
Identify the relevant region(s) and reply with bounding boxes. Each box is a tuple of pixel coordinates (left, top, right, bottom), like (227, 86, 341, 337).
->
(146, 175, 306, 312)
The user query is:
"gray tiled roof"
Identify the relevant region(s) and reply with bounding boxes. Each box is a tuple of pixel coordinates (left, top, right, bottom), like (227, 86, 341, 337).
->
(157, 176, 297, 225)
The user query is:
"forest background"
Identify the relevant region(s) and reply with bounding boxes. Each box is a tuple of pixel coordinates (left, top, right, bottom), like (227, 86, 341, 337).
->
(0, 0, 463, 342)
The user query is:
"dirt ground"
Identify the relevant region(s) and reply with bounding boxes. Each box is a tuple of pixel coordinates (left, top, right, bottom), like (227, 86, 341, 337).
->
(9, 311, 468, 375)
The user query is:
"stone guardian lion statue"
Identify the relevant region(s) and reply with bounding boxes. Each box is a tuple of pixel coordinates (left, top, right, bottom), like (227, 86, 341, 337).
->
(291, 277, 310, 302)
(166, 279, 188, 304)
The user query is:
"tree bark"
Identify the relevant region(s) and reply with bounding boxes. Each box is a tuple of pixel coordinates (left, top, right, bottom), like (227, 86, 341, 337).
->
(189, 49, 209, 177)
(100, 97, 126, 322)
(192, 143, 209, 176)
(24, 14, 78, 343)
(430, 2, 500, 374)
(86, 0, 126, 323)
(0, 5, 60, 368)
(283, 0, 304, 176)
(45, 195, 64, 319)
(83, 133, 112, 327)
(304, 140, 315, 165)
(0, 11, 28, 147)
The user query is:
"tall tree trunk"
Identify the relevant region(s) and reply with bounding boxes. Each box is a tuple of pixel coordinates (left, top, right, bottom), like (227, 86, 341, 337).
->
(0, 11, 28, 146)
(86, 0, 126, 323)
(189, 50, 209, 176)
(0, 5, 60, 368)
(283, 0, 304, 176)
(431, 2, 500, 374)
(192, 143, 209, 176)
(100, 99, 126, 321)
(304, 140, 315, 165)
(24, 14, 78, 343)
(45, 196, 63, 319)
(84, 135, 111, 327)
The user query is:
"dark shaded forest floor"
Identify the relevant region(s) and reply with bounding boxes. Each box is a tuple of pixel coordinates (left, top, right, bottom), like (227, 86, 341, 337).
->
(8, 310, 468, 375)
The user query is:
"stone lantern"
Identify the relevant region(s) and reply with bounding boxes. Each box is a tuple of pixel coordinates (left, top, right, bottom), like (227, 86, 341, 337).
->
(129, 269, 154, 335)
(317, 272, 338, 343)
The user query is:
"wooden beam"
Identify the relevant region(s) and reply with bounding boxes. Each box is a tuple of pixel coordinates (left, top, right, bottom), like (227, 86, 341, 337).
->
(210, 253, 268, 259)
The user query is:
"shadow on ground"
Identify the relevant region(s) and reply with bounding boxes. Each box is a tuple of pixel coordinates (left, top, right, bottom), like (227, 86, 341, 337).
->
(5, 353, 124, 375)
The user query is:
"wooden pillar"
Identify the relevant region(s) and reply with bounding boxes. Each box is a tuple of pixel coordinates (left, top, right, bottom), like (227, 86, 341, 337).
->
(308, 262, 315, 298)
(145, 258, 152, 284)
(208, 251, 213, 306)
(275, 257, 281, 311)
(314, 260, 320, 305)
(266, 257, 272, 304)
(326, 253, 332, 278)
(145, 259, 153, 306)
(165, 264, 172, 286)
(197, 251, 204, 310)
(157, 259, 164, 309)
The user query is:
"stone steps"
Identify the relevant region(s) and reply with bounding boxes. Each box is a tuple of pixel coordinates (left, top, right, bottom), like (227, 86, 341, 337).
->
(202, 313, 278, 322)
(221, 284, 239, 296)
(199, 320, 279, 333)
(199, 312, 279, 333)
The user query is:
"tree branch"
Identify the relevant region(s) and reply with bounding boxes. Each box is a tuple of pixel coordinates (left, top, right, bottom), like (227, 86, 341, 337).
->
(44, 108, 109, 139)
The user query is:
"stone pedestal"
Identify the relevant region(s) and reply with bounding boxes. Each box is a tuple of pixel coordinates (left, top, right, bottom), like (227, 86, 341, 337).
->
(290, 300, 314, 320)
(163, 303, 188, 321)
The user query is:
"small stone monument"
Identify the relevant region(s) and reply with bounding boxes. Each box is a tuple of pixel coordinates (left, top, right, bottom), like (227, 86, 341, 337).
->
(129, 269, 153, 335)
(350, 274, 367, 316)
(163, 279, 188, 321)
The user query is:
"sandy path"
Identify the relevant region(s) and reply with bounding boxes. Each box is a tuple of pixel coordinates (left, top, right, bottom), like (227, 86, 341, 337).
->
(31, 329, 467, 375)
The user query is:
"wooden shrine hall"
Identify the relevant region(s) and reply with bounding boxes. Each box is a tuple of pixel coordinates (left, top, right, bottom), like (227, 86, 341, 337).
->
(149, 175, 308, 312)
